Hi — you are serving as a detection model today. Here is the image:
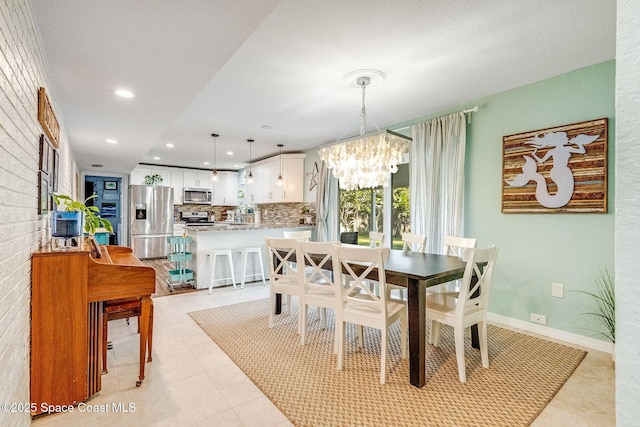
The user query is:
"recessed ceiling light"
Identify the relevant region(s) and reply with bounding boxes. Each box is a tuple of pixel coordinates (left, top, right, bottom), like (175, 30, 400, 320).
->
(153, 156, 160, 160)
(106, 139, 119, 144)
(226, 151, 234, 156)
(233, 164, 239, 168)
(166, 143, 174, 148)
(115, 89, 134, 98)
(203, 162, 210, 165)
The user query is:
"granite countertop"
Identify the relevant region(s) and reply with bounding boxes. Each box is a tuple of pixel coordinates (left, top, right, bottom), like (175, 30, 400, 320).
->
(184, 222, 314, 232)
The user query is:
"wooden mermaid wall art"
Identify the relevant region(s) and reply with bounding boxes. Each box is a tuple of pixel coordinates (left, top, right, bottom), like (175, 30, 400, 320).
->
(502, 118, 608, 213)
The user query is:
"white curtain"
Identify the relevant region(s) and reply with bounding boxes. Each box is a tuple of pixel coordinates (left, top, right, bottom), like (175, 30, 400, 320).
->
(410, 111, 466, 254)
(315, 160, 336, 242)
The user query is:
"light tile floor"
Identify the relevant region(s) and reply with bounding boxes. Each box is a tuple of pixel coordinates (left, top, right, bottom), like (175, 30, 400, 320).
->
(31, 283, 615, 426)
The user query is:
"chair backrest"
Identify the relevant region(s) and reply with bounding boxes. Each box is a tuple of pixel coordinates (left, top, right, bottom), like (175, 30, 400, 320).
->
(339, 231, 358, 244)
(456, 246, 498, 318)
(265, 237, 301, 281)
(401, 232, 427, 253)
(369, 231, 384, 248)
(332, 245, 391, 315)
(283, 230, 312, 241)
(297, 240, 339, 290)
(444, 235, 477, 257)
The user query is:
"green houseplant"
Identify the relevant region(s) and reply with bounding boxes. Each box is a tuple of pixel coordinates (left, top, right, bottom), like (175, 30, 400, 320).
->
(52, 194, 113, 235)
(576, 269, 615, 344)
(144, 174, 163, 185)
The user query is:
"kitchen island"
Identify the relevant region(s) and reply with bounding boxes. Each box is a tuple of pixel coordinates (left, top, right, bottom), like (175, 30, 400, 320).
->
(185, 223, 314, 289)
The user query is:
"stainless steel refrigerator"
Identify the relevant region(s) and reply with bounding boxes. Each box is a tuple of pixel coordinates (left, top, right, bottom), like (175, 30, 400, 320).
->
(129, 185, 174, 259)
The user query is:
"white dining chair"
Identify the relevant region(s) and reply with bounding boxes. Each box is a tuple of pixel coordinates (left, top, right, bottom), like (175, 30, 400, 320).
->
(401, 232, 427, 253)
(332, 245, 407, 384)
(426, 245, 498, 382)
(265, 237, 303, 330)
(283, 229, 313, 274)
(427, 235, 477, 296)
(297, 240, 341, 351)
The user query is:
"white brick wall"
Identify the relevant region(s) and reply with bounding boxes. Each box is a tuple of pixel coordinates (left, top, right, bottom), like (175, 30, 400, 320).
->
(615, 0, 640, 423)
(0, 1, 74, 424)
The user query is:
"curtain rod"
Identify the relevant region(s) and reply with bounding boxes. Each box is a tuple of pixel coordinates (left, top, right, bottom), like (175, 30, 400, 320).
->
(393, 105, 480, 132)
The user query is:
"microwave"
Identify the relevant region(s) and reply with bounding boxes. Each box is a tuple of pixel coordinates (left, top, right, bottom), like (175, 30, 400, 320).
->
(183, 188, 212, 204)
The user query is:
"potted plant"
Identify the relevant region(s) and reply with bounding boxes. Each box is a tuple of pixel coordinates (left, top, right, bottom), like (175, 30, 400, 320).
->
(576, 269, 615, 349)
(144, 174, 163, 185)
(52, 194, 114, 236)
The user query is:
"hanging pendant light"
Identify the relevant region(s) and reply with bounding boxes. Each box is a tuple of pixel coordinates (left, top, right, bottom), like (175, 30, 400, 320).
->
(277, 144, 283, 186)
(211, 133, 219, 181)
(247, 139, 254, 184)
(318, 70, 411, 191)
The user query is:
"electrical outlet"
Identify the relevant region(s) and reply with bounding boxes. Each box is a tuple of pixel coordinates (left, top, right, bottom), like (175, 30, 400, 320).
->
(552, 282, 564, 298)
(530, 313, 547, 325)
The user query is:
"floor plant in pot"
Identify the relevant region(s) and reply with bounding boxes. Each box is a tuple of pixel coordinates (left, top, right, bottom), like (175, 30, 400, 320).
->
(575, 269, 615, 359)
(52, 194, 113, 237)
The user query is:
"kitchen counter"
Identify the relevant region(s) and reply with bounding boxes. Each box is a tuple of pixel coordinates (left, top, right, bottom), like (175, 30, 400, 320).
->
(182, 223, 314, 289)
(184, 222, 315, 232)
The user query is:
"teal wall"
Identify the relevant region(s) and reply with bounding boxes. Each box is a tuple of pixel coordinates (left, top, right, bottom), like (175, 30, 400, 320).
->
(312, 61, 615, 340)
(420, 61, 615, 338)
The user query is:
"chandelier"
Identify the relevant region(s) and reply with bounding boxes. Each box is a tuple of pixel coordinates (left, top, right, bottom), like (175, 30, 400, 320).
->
(319, 70, 410, 191)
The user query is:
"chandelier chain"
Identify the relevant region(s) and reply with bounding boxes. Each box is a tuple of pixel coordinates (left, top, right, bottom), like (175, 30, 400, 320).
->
(360, 81, 367, 136)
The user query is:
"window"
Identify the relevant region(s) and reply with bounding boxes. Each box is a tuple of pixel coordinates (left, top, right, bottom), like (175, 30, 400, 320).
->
(339, 187, 383, 246)
(391, 163, 410, 249)
(338, 163, 409, 247)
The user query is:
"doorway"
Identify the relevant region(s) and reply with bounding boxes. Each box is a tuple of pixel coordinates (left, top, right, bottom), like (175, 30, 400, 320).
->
(84, 175, 122, 245)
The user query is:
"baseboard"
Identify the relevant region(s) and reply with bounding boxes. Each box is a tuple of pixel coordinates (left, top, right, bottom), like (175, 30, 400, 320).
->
(487, 312, 614, 354)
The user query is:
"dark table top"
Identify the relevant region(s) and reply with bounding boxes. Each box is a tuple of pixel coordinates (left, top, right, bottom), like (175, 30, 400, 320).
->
(383, 250, 466, 287)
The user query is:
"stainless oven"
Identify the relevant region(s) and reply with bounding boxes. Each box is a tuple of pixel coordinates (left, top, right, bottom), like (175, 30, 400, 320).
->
(183, 188, 212, 204)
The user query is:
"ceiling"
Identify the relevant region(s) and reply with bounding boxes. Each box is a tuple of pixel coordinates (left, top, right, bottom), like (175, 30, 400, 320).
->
(29, 0, 615, 175)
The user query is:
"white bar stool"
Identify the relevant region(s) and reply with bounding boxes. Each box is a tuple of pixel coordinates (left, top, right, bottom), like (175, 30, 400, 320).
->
(237, 247, 267, 288)
(205, 249, 236, 294)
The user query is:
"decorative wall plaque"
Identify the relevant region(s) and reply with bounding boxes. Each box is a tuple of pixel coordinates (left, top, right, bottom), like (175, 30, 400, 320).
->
(502, 118, 608, 213)
(38, 87, 61, 148)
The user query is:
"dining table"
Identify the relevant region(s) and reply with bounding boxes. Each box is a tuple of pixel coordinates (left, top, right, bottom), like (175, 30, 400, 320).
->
(274, 248, 475, 388)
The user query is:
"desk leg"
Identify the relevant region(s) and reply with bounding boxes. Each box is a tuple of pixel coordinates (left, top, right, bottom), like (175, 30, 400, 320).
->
(408, 278, 426, 388)
(137, 296, 152, 387)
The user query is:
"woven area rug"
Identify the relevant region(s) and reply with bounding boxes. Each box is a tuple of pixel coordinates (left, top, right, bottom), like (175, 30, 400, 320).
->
(189, 298, 586, 427)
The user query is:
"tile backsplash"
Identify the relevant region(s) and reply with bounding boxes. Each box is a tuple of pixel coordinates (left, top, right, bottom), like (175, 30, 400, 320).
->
(176, 203, 316, 224)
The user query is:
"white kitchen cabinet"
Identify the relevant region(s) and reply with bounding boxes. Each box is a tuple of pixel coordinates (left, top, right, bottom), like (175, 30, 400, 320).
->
(171, 171, 184, 204)
(129, 155, 302, 207)
(245, 163, 269, 204)
(213, 171, 238, 206)
(281, 156, 305, 202)
(244, 154, 305, 204)
(183, 170, 213, 189)
(257, 161, 276, 203)
(130, 167, 150, 185)
(130, 166, 172, 186)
